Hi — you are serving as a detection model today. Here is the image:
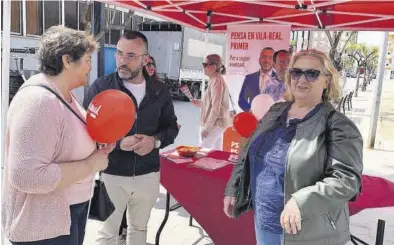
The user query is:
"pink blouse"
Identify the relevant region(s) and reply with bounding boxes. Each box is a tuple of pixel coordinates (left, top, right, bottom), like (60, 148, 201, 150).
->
(1, 73, 96, 242)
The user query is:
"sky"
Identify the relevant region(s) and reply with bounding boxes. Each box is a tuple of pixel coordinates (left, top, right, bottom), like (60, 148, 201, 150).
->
(357, 31, 387, 48)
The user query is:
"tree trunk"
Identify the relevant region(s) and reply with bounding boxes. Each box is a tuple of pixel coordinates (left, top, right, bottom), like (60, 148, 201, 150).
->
(362, 76, 367, 91)
(362, 71, 367, 91)
(354, 71, 360, 97)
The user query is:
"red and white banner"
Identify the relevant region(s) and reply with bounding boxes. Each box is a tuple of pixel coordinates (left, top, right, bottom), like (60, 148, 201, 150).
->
(226, 24, 291, 75)
(223, 24, 291, 154)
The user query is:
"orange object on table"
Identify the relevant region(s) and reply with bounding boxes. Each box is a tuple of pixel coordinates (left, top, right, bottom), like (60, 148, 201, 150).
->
(176, 145, 200, 157)
(222, 126, 242, 154)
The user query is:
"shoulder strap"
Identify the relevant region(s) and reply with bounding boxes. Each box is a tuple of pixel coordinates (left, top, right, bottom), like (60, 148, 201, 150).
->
(19, 84, 86, 125)
(19, 84, 101, 167)
(326, 110, 335, 130)
(222, 79, 236, 112)
(325, 109, 336, 146)
(228, 93, 236, 111)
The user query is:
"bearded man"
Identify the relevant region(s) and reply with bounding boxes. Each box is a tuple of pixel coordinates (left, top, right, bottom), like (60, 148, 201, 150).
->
(83, 31, 179, 245)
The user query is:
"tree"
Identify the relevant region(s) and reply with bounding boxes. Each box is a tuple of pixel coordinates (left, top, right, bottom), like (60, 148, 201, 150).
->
(324, 31, 357, 71)
(289, 39, 297, 55)
(364, 55, 378, 88)
(346, 43, 379, 96)
(342, 56, 355, 73)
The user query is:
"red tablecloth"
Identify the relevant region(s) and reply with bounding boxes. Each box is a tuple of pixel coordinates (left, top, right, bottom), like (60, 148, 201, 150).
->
(160, 150, 394, 245)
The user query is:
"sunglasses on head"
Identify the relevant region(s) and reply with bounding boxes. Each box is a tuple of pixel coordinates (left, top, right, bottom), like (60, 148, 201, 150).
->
(289, 68, 324, 82)
(202, 62, 214, 68)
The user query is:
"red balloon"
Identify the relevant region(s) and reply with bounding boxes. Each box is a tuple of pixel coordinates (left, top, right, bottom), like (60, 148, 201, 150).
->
(233, 112, 258, 138)
(86, 89, 136, 144)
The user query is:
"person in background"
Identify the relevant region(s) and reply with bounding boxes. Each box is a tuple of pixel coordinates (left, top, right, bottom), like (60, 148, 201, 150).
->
(2, 25, 113, 245)
(262, 49, 291, 102)
(197, 54, 231, 150)
(224, 49, 363, 245)
(83, 31, 179, 245)
(238, 47, 276, 111)
(144, 55, 159, 81)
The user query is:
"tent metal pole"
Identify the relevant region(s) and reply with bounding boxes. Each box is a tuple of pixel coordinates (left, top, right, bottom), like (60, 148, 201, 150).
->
(368, 31, 389, 149)
(1, 1, 11, 245)
(1, 0, 11, 167)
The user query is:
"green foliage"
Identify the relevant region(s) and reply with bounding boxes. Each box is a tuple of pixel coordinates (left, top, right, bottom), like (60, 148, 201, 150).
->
(345, 42, 379, 95)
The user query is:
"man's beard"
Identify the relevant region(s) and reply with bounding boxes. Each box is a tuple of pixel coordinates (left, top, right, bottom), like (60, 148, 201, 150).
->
(117, 64, 143, 80)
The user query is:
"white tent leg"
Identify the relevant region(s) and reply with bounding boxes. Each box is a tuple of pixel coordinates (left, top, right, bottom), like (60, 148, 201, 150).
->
(0, 0, 2, 208)
(1, 1, 11, 245)
(367, 32, 389, 148)
(1, 0, 11, 167)
(62, 0, 65, 26)
(201, 31, 209, 97)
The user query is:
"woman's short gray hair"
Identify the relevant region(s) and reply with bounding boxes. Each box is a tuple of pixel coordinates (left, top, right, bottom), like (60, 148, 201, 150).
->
(38, 25, 98, 76)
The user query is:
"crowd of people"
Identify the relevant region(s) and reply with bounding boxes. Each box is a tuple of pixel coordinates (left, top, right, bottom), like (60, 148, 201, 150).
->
(2, 25, 363, 245)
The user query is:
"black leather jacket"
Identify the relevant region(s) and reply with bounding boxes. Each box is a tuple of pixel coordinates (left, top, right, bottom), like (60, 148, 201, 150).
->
(225, 102, 363, 245)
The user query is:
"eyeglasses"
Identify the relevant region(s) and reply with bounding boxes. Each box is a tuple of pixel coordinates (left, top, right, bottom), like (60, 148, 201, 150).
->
(115, 51, 147, 63)
(202, 62, 214, 68)
(289, 68, 327, 82)
(146, 63, 155, 68)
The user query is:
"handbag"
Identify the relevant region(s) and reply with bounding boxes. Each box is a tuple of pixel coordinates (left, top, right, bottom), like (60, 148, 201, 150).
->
(89, 176, 116, 221)
(19, 84, 115, 221)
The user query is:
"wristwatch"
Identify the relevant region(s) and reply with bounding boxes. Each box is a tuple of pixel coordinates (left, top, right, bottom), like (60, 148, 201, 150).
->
(154, 137, 161, 149)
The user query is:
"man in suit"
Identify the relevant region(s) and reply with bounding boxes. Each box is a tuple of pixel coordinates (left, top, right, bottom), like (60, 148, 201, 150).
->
(238, 47, 276, 111)
(263, 49, 291, 102)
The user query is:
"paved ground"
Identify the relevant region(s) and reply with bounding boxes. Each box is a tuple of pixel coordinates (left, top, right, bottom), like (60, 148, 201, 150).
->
(4, 78, 394, 245)
(342, 77, 394, 151)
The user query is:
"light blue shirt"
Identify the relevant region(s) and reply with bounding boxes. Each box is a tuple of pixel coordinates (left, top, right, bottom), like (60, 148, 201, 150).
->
(263, 76, 286, 102)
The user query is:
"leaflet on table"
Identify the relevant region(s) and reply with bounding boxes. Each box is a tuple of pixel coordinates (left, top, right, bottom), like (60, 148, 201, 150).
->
(189, 157, 231, 170)
(168, 158, 194, 164)
(228, 154, 239, 163)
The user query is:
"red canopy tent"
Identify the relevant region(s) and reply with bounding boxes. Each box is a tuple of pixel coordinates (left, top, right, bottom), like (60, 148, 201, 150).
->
(102, 1, 394, 245)
(104, 0, 393, 149)
(1, 1, 393, 244)
(107, 1, 394, 32)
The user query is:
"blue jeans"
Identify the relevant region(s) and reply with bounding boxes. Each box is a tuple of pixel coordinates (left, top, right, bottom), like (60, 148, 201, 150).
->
(255, 219, 284, 245)
(11, 201, 89, 245)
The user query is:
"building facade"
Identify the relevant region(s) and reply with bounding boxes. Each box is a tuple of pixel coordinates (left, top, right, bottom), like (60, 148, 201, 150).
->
(1, 0, 161, 102)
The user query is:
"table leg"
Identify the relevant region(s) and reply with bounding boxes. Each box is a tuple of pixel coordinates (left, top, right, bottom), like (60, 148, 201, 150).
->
(350, 219, 386, 245)
(375, 219, 385, 245)
(350, 235, 369, 245)
(155, 192, 170, 245)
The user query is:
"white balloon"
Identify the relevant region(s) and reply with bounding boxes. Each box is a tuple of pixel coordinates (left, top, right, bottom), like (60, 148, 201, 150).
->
(250, 94, 274, 121)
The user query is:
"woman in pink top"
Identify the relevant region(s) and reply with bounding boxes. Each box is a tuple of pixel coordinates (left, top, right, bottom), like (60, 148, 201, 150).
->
(2, 26, 114, 245)
(196, 54, 231, 150)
